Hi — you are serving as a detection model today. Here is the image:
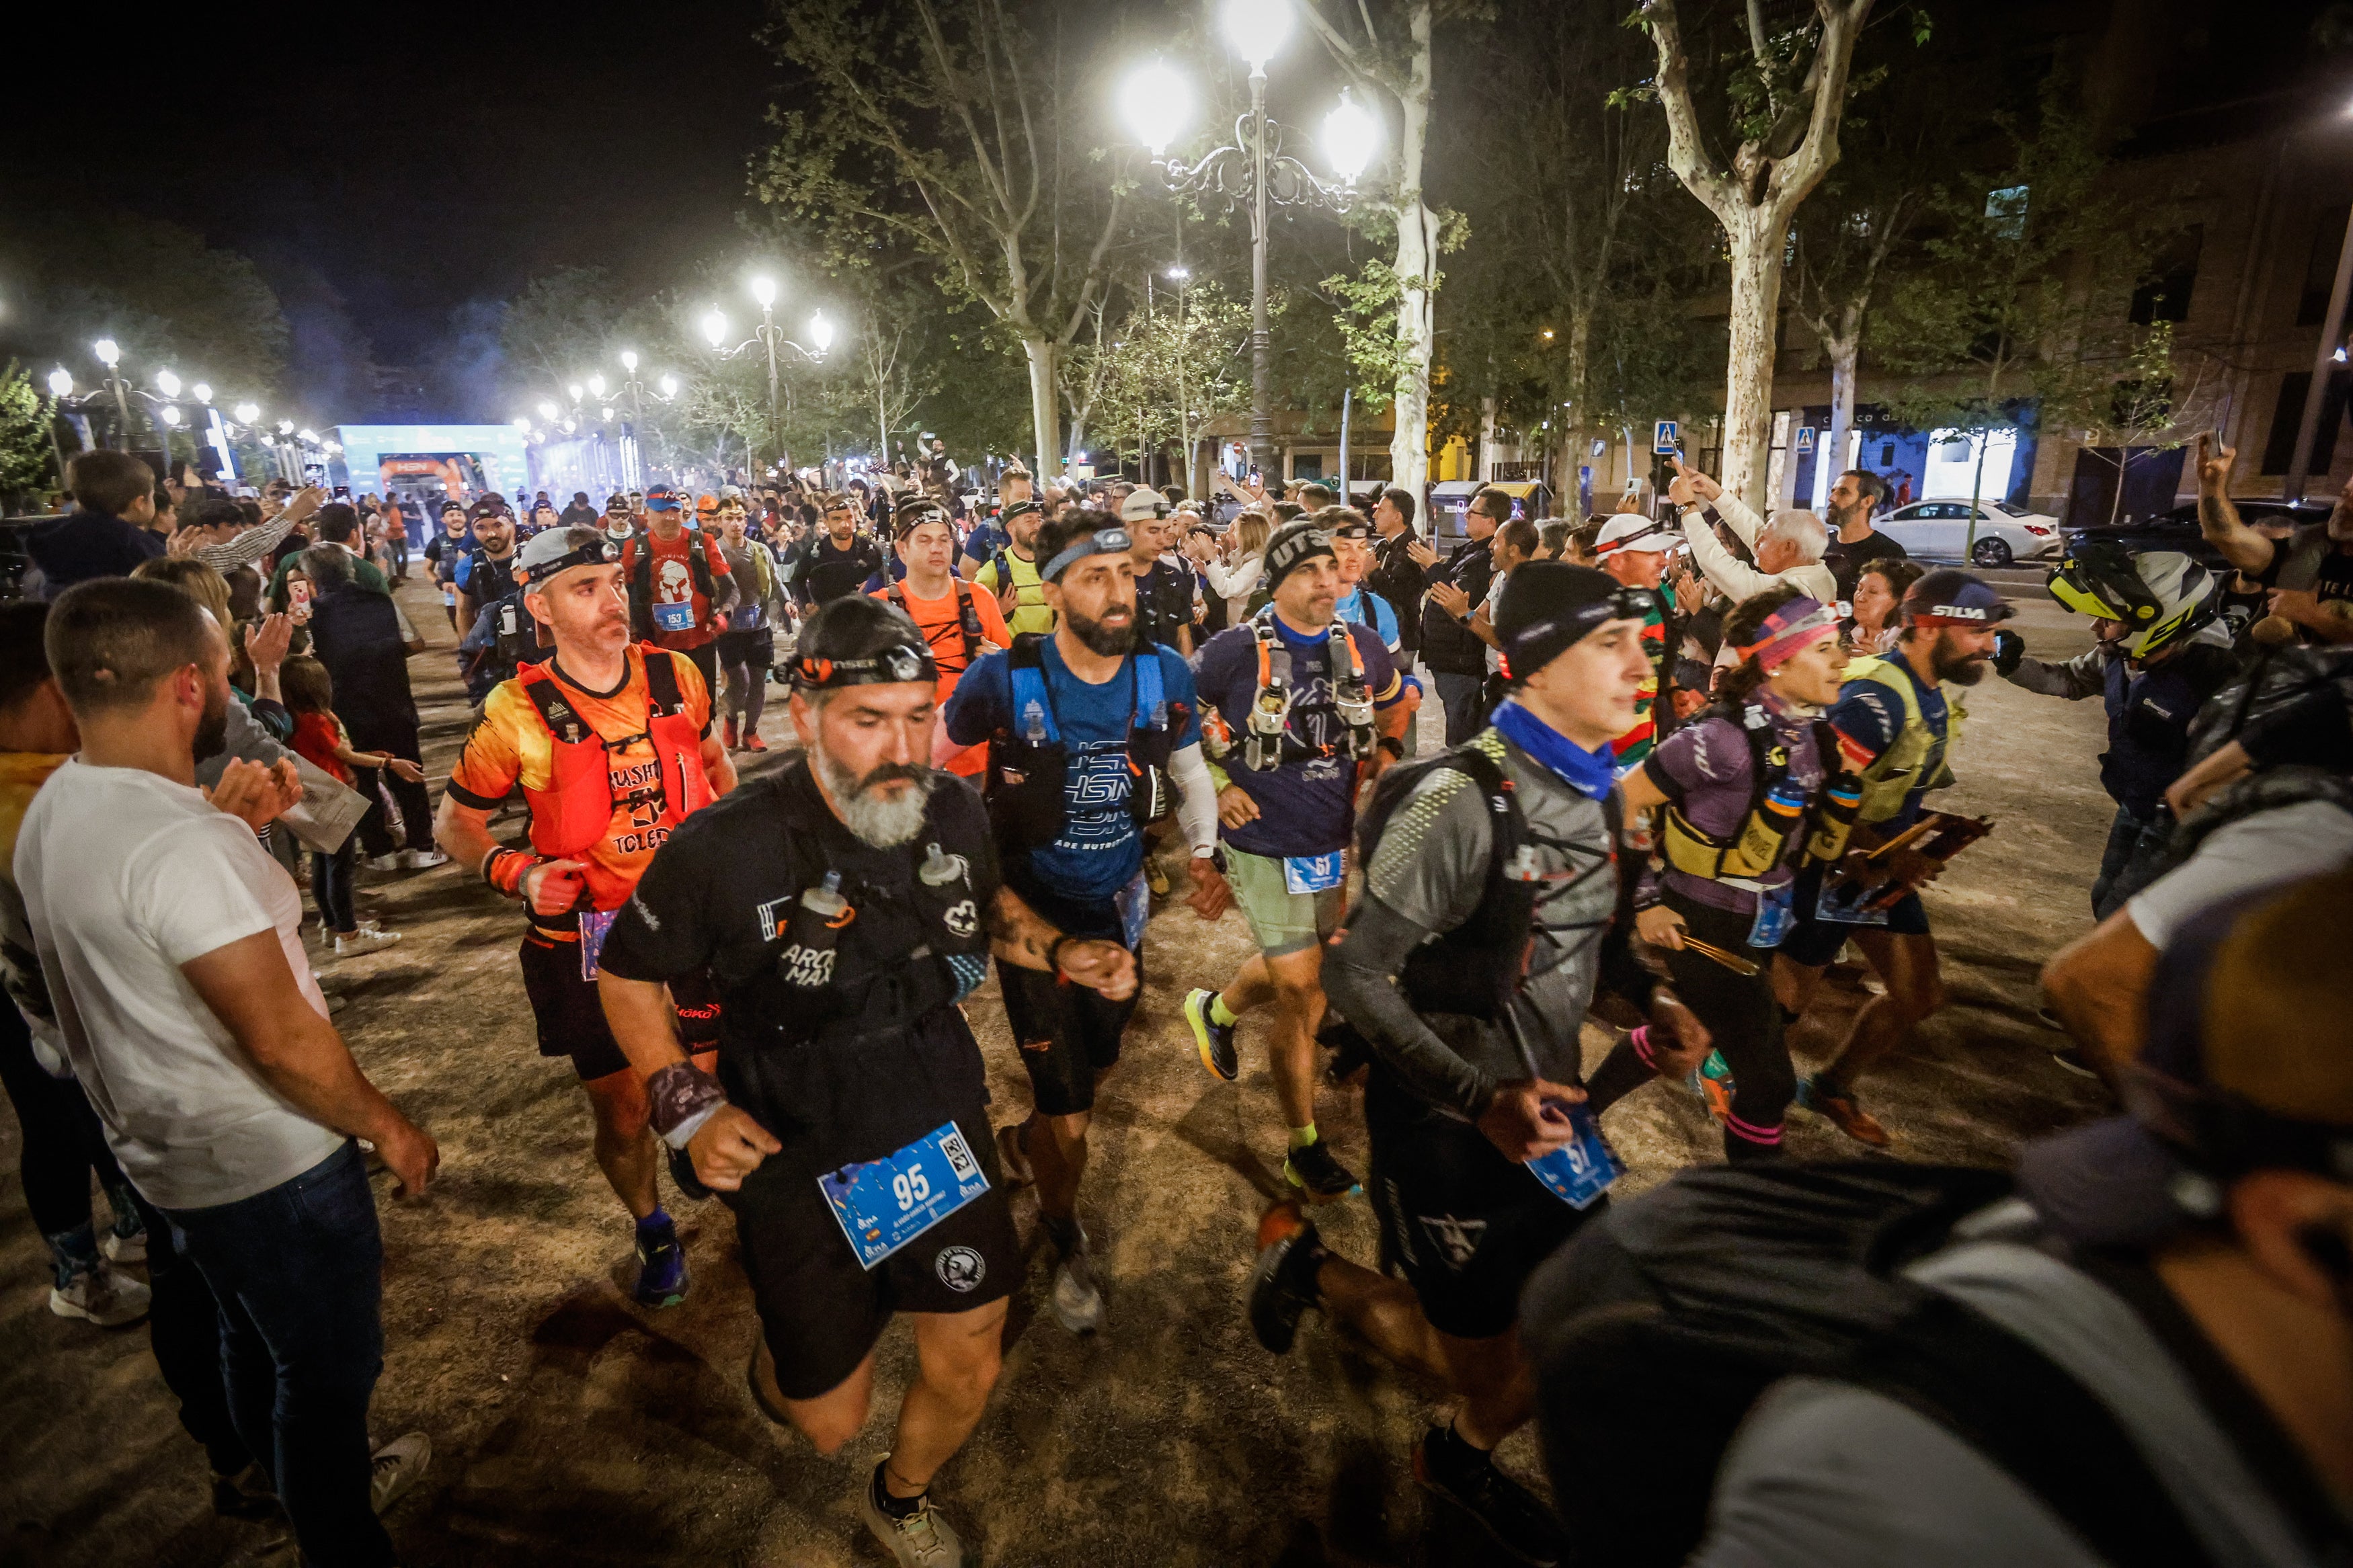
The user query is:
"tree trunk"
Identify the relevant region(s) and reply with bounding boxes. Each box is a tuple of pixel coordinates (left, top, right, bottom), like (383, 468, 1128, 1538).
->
(1821, 328, 1859, 511)
(1558, 310, 1595, 512)
(1023, 337, 1062, 478)
(1722, 206, 1786, 513)
(1387, 0, 1439, 509)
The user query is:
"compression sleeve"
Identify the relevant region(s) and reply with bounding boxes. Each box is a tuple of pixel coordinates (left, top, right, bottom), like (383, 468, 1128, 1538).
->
(1170, 741, 1220, 858)
(1323, 897, 1500, 1118)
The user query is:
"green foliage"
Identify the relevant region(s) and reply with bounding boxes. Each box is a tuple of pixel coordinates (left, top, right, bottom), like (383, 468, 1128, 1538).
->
(0, 362, 56, 497)
(1083, 280, 1254, 462)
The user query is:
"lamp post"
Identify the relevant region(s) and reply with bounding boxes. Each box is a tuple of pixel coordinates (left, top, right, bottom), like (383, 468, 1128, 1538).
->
(703, 288, 834, 477)
(43, 367, 73, 487)
(1122, 3, 1379, 482)
(93, 339, 133, 451)
(610, 349, 680, 490)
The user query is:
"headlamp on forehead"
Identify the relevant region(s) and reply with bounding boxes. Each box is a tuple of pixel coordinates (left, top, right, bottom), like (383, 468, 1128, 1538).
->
(1042, 526, 1131, 581)
(517, 536, 619, 585)
(791, 641, 939, 690)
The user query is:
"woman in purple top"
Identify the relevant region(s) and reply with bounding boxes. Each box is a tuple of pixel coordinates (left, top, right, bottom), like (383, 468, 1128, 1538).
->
(1585, 587, 1854, 1161)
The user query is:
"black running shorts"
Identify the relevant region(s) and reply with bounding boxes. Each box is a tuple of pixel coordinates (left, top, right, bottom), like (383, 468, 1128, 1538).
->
(721, 1101, 1021, 1400)
(994, 883, 1141, 1119)
(519, 915, 721, 1082)
(1366, 1066, 1601, 1342)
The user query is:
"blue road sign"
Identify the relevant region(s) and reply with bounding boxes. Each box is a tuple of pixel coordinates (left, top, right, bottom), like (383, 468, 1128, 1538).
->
(1652, 420, 1679, 454)
(1795, 425, 1817, 452)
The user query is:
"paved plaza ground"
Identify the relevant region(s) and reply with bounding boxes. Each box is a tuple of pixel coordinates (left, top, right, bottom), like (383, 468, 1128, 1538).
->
(0, 582, 2116, 1567)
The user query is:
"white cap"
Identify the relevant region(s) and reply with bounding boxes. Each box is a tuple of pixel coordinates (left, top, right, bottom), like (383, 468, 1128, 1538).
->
(1595, 511, 1675, 556)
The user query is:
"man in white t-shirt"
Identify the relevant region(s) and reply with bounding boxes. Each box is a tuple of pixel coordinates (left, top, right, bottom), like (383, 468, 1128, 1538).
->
(17, 578, 436, 1565)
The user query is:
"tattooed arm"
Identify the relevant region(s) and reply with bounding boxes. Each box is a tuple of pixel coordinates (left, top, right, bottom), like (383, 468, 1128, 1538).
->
(987, 886, 1137, 999)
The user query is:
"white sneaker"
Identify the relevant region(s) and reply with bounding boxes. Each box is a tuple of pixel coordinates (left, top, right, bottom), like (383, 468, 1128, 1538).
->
(334, 928, 403, 958)
(100, 1223, 147, 1266)
(369, 1431, 431, 1516)
(1049, 1229, 1105, 1334)
(49, 1261, 151, 1327)
(399, 848, 448, 870)
(861, 1460, 964, 1567)
(360, 854, 403, 872)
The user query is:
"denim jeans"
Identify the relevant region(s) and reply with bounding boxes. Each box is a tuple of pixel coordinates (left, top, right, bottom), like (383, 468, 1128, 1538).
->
(2091, 803, 2170, 922)
(162, 1141, 392, 1567)
(1434, 671, 1488, 747)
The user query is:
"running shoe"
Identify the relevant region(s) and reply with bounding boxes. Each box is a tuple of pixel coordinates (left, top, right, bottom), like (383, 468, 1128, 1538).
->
(666, 1145, 713, 1202)
(633, 1219, 690, 1307)
(399, 848, 448, 870)
(360, 853, 403, 872)
(210, 1462, 280, 1520)
(723, 717, 739, 750)
(1144, 857, 1172, 898)
(994, 1123, 1033, 1188)
(1794, 1075, 1890, 1148)
(1692, 1049, 1737, 1126)
(100, 1202, 147, 1266)
(744, 733, 768, 753)
(333, 928, 403, 958)
(1414, 1428, 1569, 1567)
(48, 1260, 150, 1327)
(368, 1432, 432, 1516)
(1246, 1209, 1324, 1355)
(1049, 1224, 1104, 1333)
(861, 1458, 965, 1567)
(1181, 987, 1238, 1081)
(1283, 1137, 1361, 1203)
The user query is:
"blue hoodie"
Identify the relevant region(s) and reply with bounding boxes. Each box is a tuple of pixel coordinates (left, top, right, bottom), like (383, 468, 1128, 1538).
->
(26, 510, 165, 596)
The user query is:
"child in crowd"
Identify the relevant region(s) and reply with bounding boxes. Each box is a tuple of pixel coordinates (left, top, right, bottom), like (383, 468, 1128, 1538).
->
(280, 657, 415, 956)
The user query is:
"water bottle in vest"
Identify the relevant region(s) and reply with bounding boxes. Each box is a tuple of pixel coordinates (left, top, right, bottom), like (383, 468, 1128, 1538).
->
(1805, 776, 1864, 865)
(779, 871, 852, 989)
(1725, 780, 1807, 878)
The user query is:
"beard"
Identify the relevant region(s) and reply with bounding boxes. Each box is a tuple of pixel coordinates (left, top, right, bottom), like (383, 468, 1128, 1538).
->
(1065, 603, 1136, 657)
(811, 733, 934, 848)
(192, 685, 231, 763)
(1932, 632, 1991, 686)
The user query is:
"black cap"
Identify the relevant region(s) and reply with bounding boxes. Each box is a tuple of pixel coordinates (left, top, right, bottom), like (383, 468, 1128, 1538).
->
(1262, 520, 1338, 593)
(1494, 561, 1646, 683)
(789, 595, 939, 691)
(1904, 568, 2016, 627)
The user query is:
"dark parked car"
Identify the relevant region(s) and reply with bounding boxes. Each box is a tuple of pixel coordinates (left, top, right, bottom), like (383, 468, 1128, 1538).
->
(2061, 499, 2329, 571)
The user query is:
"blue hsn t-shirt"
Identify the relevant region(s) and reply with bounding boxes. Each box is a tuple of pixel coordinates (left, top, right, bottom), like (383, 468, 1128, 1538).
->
(1828, 647, 1950, 829)
(1193, 612, 1404, 860)
(945, 638, 1201, 904)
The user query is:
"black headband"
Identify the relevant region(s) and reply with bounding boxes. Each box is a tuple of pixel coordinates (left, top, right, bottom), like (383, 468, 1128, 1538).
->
(790, 641, 939, 691)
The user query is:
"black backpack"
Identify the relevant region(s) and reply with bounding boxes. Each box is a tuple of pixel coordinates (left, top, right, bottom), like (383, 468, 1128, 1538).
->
(1521, 1163, 2219, 1568)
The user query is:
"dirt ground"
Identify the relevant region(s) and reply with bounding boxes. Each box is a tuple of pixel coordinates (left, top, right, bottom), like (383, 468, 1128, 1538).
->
(0, 582, 2116, 1567)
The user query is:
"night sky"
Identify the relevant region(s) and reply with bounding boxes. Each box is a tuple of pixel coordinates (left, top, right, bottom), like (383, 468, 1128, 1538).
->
(44, 0, 775, 413)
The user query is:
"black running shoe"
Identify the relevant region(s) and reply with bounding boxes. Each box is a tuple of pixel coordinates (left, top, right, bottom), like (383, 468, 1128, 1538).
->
(1246, 1214, 1324, 1355)
(1414, 1428, 1570, 1567)
(1283, 1137, 1361, 1203)
(1183, 987, 1238, 1081)
(667, 1144, 713, 1202)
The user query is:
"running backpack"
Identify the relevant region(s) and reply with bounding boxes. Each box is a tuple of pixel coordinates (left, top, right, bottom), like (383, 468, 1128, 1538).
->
(2185, 642, 2353, 767)
(1520, 1162, 2219, 1568)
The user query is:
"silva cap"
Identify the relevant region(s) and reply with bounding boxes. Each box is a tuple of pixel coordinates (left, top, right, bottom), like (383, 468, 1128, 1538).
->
(1903, 568, 2015, 628)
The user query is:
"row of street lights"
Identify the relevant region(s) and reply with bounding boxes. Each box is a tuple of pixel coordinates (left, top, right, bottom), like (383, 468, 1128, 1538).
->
(45, 340, 322, 485)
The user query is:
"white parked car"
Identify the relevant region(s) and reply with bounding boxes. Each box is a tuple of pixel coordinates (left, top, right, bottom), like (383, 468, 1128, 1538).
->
(1876, 499, 2063, 566)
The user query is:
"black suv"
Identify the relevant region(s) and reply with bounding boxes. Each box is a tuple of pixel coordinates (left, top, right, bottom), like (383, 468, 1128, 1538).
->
(2061, 499, 2329, 570)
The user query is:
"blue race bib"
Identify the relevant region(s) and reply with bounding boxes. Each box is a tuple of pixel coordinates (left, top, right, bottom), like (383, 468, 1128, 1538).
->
(1282, 852, 1347, 895)
(579, 908, 618, 981)
(652, 600, 696, 633)
(818, 1120, 991, 1270)
(1812, 874, 1892, 927)
(1745, 884, 1796, 949)
(1526, 1101, 1622, 1210)
(731, 601, 766, 631)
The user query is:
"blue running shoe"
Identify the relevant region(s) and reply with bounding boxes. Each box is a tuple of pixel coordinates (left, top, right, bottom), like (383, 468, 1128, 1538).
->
(633, 1215, 689, 1308)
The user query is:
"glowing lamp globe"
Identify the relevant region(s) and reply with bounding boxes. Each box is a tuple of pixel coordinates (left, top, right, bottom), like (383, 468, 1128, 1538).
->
(702, 309, 728, 347)
(567, 382, 585, 401)
(809, 313, 835, 354)
(538, 400, 559, 420)
(1322, 90, 1380, 183)
(750, 276, 777, 309)
(93, 338, 120, 368)
(1222, 0, 1292, 67)
(588, 374, 606, 397)
(512, 417, 532, 430)
(658, 375, 678, 397)
(161, 405, 182, 427)
(235, 402, 260, 422)
(1121, 62, 1193, 156)
(620, 349, 639, 372)
(46, 368, 71, 397)
(155, 369, 181, 397)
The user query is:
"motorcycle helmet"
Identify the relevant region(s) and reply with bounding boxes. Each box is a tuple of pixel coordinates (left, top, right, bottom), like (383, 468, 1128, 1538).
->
(2047, 544, 2215, 659)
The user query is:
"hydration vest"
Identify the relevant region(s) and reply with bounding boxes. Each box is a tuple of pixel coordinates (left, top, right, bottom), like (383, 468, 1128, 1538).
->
(1353, 736, 1622, 1022)
(984, 634, 1179, 853)
(514, 647, 713, 860)
(888, 579, 988, 667)
(1656, 702, 1859, 881)
(1839, 653, 1967, 826)
(1202, 609, 1377, 773)
(625, 531, 716, 641)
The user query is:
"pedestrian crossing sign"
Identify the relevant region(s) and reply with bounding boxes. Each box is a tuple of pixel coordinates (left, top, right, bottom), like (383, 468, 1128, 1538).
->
(1652, 420, 1678, 454)
(1795, 425, 1816, 452)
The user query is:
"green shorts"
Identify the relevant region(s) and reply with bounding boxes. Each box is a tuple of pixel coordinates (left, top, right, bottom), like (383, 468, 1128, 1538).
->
(1226, 847, 1346, 960)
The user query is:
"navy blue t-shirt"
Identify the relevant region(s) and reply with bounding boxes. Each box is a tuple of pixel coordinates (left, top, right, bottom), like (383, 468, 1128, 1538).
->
(1828, 647, 1950, 829)
(963, 519, 1009, 562)
(944, 638, 1201, 903)
(1193, 612, 1404, 858)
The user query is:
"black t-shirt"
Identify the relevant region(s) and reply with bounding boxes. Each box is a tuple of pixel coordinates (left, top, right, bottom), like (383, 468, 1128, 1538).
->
(793, 534, 886, 606)
(1133, 557, 1193, 651)
(597, 761, 1000, 1167)
(2257, 530, 2353, 604)
(1824, 527, 1909, 602)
